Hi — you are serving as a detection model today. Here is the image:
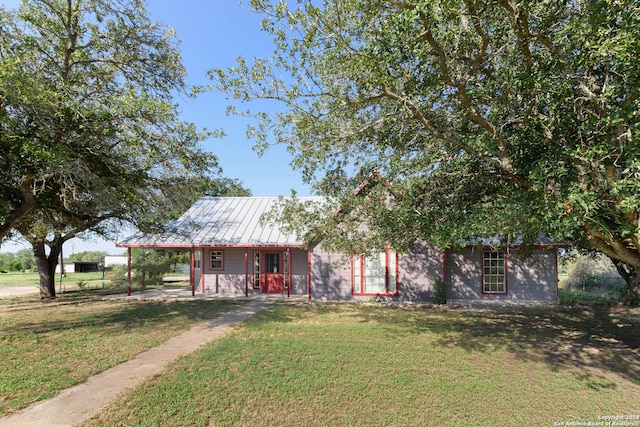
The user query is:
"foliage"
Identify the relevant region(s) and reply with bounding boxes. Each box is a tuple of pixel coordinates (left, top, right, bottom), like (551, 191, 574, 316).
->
(617, 286, 640, 308)
(0, 0, 220, 298)
(202, 177, 252, 197)
(130, 249, 174, 286)
(431, 276, 447, 305)
(213, 0, 640, 300)
(563, 255, 625, 291)
(0, 249, 35, 272)
(0, 260, 22, 273)
(109, 264, 127, 284)
(67, 251, 107, 264)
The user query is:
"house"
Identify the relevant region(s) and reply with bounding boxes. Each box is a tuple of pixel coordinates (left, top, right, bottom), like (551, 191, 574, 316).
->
(117, 196, 560, 304)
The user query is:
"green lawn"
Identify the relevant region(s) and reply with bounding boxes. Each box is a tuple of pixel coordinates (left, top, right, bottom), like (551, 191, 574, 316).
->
(0, 271, 105, 287)
(0, 294, 246, 415)
(84, 303, 640, 427)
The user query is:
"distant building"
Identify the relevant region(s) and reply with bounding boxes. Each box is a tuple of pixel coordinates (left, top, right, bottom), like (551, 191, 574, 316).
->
(104, 256, 127, 267)
(55, 261, 102, 274)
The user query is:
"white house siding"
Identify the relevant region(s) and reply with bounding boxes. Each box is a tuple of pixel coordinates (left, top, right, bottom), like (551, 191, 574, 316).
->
(446, 247, 558, 302)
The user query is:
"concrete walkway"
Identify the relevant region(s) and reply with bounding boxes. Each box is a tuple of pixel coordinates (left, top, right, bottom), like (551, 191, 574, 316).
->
(0, 298, 274, 427)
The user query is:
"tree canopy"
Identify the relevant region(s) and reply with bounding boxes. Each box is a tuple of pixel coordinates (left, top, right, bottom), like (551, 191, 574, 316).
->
(0, 0, 219, 298)
(213, 0, 640, 302)
(67, 251, 107, 263)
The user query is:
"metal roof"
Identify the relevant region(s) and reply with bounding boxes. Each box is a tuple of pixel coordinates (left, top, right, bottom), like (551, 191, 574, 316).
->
(117, 196, 325, 248)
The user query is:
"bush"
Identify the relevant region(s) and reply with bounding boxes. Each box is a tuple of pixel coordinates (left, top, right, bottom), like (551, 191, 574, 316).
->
(431, 277, 447, 305)
(618, 287, 640, 308)
(558, 288, 580, 306)
(110, 265, 127, 284)
(4, 260, 23, 272)
(563, 256, 625, 291)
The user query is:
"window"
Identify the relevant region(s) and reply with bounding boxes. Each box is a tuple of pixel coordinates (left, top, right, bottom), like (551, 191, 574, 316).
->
(283, 250, 289, 289)
(194, 250, 201, 269)
(253, 251, 260, 289)
(210, 250, 223, 270)
(352, 249, 398, 295)
(265, 253, 280, 273)
(483, 251, 506, 294)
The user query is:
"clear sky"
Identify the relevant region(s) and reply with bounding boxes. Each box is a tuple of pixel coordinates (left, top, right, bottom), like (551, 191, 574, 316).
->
(0, 0, 311, 255)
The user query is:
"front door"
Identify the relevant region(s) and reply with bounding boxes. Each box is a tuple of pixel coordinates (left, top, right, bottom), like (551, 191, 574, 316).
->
(262, 252, 284, 293)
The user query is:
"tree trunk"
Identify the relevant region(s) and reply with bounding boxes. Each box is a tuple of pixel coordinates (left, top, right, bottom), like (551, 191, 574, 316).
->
(33, 241, 60, 299)
(610, 258, 640, 306)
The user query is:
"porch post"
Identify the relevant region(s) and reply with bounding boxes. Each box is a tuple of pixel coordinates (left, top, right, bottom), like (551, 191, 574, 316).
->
(245, 248, 249, 297)
(127, 248, 131, 284)
(190, 248, 195, 297)
(287, 248, 291, 298)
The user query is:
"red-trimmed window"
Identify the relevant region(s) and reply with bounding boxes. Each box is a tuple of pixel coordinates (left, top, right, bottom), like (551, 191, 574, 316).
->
(483, 251, 506, 294)
(210, 250, 224, 270)
(352, 249, 398, 296)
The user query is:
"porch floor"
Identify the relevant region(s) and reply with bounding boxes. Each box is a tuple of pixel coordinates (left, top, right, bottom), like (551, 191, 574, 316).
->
(97, 286, 309, 302)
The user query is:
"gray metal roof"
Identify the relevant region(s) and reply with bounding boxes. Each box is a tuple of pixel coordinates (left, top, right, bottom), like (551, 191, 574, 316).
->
(117, 196, 325, 248)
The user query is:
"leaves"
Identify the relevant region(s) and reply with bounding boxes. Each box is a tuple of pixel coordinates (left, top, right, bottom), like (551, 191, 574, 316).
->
(0, 0, 226, 295)
(214, 0, 640, 279)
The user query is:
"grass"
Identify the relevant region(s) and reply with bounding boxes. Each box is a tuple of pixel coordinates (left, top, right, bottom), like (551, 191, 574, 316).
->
(84, 303, 640, 427)
(558, 287, 622, 306)
(0, 293, 246, 415)
(0, 271, 105, 287)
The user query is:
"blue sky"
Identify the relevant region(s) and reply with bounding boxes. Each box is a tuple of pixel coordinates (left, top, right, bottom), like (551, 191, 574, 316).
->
(0, 0, 311, 255)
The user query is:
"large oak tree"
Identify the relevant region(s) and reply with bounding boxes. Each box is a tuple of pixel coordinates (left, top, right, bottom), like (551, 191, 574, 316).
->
(213, 0, 640, 303)
(1, 0, 219, 298)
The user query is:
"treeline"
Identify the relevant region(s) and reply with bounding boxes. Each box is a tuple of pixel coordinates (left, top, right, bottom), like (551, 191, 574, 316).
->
(0, 250, 35, 272)
(0, 250, 114, 273)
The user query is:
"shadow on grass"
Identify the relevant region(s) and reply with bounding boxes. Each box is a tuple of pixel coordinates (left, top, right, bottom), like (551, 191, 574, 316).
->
(262, 303, 640, 388)
(2, 296, 245, 337)
(403, 305, 637, 386)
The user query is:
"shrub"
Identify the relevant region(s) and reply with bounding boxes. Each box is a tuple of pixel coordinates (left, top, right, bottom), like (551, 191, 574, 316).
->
(110, 265, 127, 284)
(4, 260, 23, 272)
(558, 288, 582, 306)
(431, 277, 447, 305)
(618, 287, 640, 308)
(563, 256, 624, 291)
